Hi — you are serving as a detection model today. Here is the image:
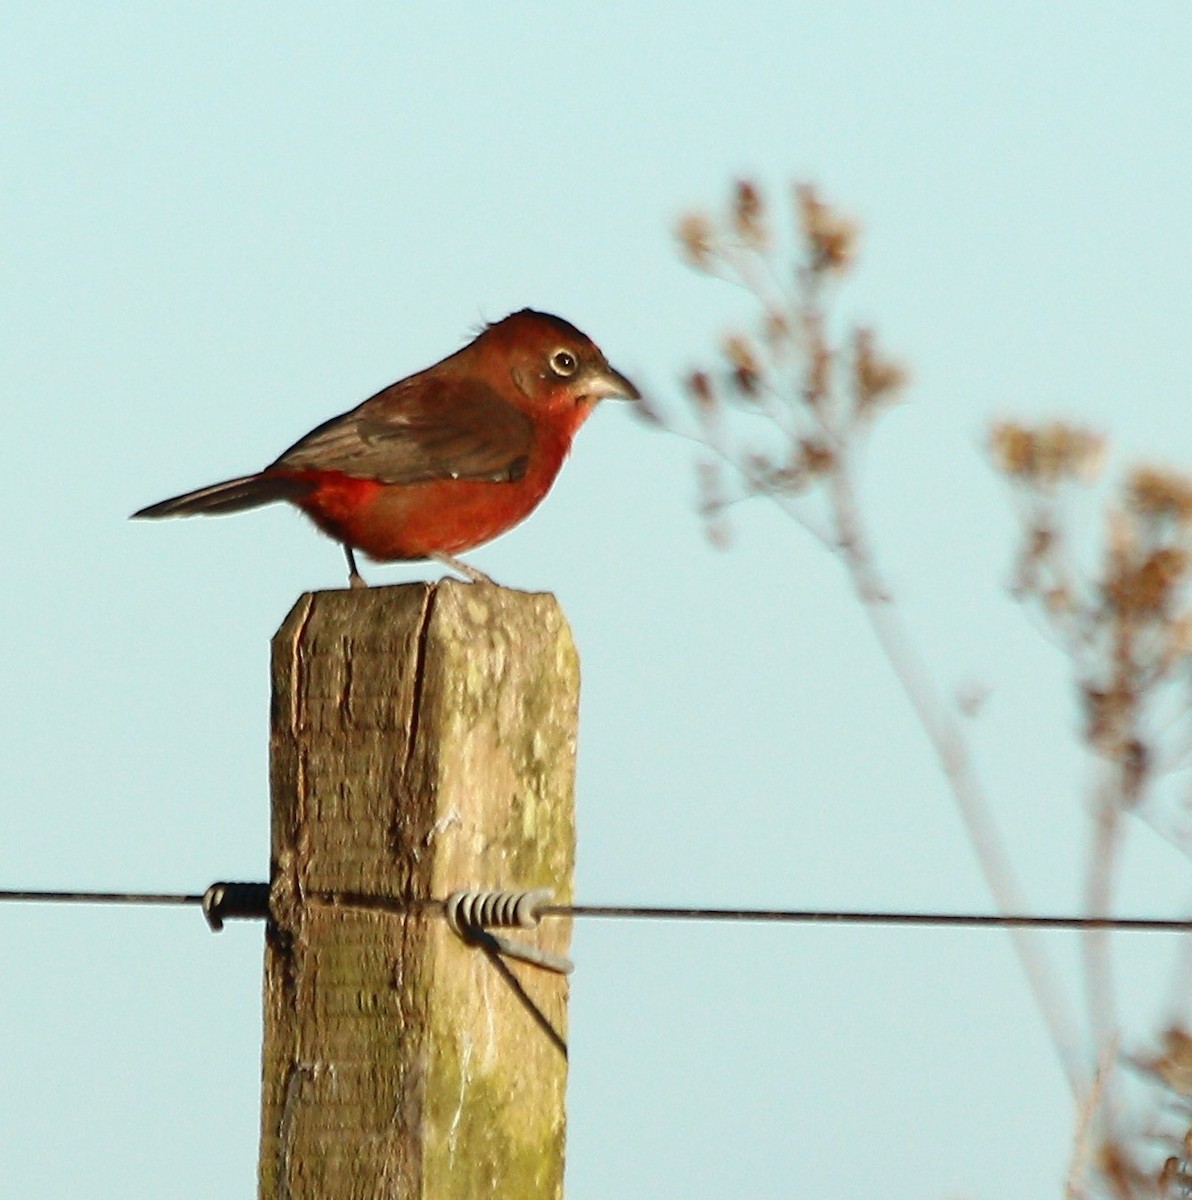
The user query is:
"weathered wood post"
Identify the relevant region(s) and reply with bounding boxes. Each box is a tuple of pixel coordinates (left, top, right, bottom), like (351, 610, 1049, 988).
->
(258, 580, 578, 1198)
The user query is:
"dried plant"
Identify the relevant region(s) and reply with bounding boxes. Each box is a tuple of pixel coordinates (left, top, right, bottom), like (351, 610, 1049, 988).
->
(660, 178, 1192, 1198)
(993, 428, 1192, 1195)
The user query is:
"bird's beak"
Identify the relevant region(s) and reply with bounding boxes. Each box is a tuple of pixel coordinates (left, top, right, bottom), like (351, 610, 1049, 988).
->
(584, 361, 641, 402)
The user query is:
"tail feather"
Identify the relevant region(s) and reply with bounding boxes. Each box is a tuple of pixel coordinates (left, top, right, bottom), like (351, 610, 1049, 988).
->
(132, 473, 312, 519)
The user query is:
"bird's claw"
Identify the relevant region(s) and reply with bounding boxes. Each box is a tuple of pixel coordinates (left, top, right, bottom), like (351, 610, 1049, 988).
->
(430, 552, 495, 585)
(344, 544, 369, 589)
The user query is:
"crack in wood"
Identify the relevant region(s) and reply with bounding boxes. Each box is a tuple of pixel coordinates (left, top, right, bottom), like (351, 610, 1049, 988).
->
(398, 582, 438, 812)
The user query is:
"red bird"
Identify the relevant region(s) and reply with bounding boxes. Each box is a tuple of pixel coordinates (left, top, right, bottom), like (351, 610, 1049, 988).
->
(134, 309, 639, 585)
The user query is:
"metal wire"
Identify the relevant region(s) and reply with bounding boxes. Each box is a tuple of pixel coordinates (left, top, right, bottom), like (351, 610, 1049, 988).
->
(4, 886, 1192, 934)
(541, 905, 1192, 933)
(0, 889, 203, 906)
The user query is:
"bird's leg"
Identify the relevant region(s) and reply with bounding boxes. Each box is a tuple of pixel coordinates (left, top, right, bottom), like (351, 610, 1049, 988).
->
(430, 551, 495, 585)
(344, 544, 368, 589)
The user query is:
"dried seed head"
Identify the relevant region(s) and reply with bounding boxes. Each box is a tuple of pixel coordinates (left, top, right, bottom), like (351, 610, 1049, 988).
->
(800, 438, 835, 476)
(1107, 545, 1189, 618)
(796, 183, 858, 274)
(853, 327, 908, 411)
(989, 421, 1105, 484)
(723, 334, 761, 396)
(1011, 522, 1055, 599)
(1082, 683, 1135, 755)
(696, 459, 731, 548)
(744, 451, 773, 489)
(686, 369, 716, 411)
(1069, 428, 1106, 479)
(732, 179, 767, 248)
(806, 346, 831, 408)
(989, 422, 1035, 478)
(677, 211, 715, 268)
(1127, 464, 1192, 524)
(1042, 585, 1073, 614)
(762, 308, 791, 354)
(1029, 523, 1055, 558)
(705, 518, 732, 550)
(766, 462, 808, 494)
(1121, 738, 1150, 804)
(1146, 1028, 1192, 1097)
(723, 334, 758, 371)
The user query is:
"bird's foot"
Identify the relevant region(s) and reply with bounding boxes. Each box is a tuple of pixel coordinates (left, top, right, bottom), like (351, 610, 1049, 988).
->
(430, 552, 495, 585)
(344, 544, 369, 589)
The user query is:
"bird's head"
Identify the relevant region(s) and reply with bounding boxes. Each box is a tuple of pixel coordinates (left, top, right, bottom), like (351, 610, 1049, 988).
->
(477, 309, 640, 419)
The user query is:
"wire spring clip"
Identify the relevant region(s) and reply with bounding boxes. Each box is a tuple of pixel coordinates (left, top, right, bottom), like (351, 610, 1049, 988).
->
(445, 888, 573, 975)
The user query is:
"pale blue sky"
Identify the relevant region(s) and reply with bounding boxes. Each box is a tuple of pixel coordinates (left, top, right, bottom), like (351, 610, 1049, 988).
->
(4, 4, 1192, 1197)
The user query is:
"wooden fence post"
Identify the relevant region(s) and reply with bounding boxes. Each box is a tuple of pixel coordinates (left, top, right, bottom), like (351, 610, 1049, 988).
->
(258, 580, 578, 1199)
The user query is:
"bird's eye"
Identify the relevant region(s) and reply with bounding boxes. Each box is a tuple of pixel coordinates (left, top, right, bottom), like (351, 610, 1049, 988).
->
(549, 348, 579, 378)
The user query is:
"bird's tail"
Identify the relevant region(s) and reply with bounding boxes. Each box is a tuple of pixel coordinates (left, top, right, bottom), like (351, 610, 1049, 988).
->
(132, 473, 312, 519)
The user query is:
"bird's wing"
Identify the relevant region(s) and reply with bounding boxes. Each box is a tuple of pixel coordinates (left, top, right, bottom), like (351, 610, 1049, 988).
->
(273, 376, 535, 485)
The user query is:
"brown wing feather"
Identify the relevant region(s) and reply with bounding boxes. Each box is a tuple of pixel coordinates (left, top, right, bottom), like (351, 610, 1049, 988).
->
(273, 375, 533, 485)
